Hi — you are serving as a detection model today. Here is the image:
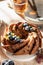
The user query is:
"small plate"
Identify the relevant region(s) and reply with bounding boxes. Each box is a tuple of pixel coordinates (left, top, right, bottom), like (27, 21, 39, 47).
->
(1, 45, 36, 62)
(25, 16, 43, 25)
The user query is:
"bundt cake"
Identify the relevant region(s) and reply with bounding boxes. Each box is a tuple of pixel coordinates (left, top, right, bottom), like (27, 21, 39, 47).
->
(2, 22, 42, 55)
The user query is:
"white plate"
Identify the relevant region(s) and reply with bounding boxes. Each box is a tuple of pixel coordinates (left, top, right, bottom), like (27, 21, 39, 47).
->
(0, 1, 36, 62)
(25, 16, 43, 25)
(1, 46, 36, 62)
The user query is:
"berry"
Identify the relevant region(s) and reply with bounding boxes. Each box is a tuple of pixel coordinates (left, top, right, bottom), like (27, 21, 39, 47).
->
(30, 28, 34, 32)
(15, 37, 20, 42)
(9, 60, 14, 65)
(25, 26, 30, 31)
(9, 32, 11, 35)
(9, 32, 14, 36)
(23, 23, 28, 27)
(36, 57, 41, 63)
(29, 26, 32, 28)
(2, 60, 8, 65)
(13, 35, 16, 39)
(2, 62, 5, 65)
(14, 37, 22, 43)
(9, 36, 14, 40)
(2, 60, 14, 65)
(36, 48, 43, 63)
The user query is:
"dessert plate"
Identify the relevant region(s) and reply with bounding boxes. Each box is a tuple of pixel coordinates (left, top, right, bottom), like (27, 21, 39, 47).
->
(25, 16, 43, 25)
(1, 43, 36, 62)
(0, 1, 37, 62)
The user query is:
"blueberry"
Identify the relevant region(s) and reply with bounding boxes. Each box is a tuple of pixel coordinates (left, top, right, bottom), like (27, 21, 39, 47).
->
(13, 35, 16, 39)
(9, 32, 14, 36)
(2, 60, 14, 65)
(25, 26, 30, 31)
(2, 62, 5, 65)
(28, 26, 32, 28)
(5, 60, 8, 62)
(23, 23, 28, 27)
(9, 60, 14, 65)
(17, 38, 21, 42)
(15, 37, 22, 43)
(2, 60, 8, 65)
(9, 36, 14, 40)
(9, 32, 11, 35)
(15, 37, 19, 42)
(30, 28, 34, 32)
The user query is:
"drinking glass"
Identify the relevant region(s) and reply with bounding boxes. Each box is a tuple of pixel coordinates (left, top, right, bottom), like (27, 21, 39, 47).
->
(11, 0, 28, 17)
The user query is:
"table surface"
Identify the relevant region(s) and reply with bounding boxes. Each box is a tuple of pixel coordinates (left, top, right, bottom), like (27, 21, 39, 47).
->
(0, 0, 43, 65)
